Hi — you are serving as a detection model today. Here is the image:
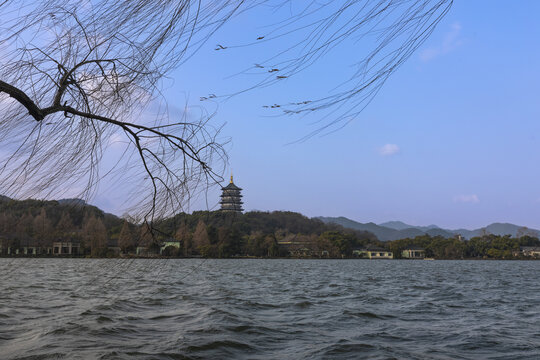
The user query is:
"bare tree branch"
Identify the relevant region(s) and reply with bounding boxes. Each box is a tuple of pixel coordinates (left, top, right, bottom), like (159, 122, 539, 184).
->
(0, 0, 451, 226)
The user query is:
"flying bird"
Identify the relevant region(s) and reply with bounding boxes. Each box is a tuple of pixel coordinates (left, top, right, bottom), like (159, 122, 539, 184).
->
(257, 36, 264, 40)
(254, 64, 264, 68)
(215, 44, 227, 50)
(276, 75, 287, 79)
(268, 68, 279, 73)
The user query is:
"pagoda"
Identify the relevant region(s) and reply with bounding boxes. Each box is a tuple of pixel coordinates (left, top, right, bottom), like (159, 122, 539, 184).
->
(220, 175, 243, 212)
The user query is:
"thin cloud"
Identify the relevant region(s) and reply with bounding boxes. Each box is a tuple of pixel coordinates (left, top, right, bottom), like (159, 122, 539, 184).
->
(453, 194, 479, 204)
(379, 143, 400, 156)
(107, 132, 128, 148)
(420, 22, 463, 62)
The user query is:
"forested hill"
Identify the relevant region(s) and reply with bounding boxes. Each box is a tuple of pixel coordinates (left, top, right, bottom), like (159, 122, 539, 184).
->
(2, 197, 539, 259)
(0, 195, 377, 242)
(0, 197, 378, 257)
(156, 210, 375, 238)
(0, 196, 124, 243)
(155, 210, 376, 246)
(0, 196, 121, 230)
(152, 211, 378, 257)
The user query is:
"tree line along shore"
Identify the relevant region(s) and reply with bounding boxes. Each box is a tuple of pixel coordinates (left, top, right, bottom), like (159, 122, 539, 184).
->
(0, 197, 539, 259)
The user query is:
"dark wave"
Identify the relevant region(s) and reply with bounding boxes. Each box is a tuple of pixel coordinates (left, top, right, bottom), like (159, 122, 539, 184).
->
(0, 259, 539, 359)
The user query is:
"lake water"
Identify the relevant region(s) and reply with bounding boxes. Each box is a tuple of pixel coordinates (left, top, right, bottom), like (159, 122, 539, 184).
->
(0, 259, 539, 359)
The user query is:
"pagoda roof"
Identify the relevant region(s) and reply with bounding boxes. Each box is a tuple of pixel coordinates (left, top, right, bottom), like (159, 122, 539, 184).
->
(222, 182, 242, 191)
(220, 192, 243, 198)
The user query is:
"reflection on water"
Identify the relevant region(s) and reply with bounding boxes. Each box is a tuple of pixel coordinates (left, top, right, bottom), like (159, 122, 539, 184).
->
(0, 259, 539, 359)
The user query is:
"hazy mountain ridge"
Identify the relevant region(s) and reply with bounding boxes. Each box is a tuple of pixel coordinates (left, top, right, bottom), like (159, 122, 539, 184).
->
(317, 217, 540, 241)
(380, 221, 441, 232)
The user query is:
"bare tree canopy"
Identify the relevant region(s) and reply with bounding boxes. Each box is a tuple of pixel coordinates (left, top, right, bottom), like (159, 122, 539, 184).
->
(0, 0, 452, 223)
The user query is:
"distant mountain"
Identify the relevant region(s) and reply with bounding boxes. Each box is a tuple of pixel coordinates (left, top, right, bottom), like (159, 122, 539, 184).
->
(316, 217, 540, 241)
(378, 221, 411, 231)
(380, 220, 454, 238)
(425, 228, 456, 238)
(484, 223, 539, 238)
(316, 217, 424, 241)
(380, 221, 440, 232)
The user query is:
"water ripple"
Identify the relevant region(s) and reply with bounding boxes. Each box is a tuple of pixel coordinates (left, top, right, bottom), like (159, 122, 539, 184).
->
(0, 259, 539, 359)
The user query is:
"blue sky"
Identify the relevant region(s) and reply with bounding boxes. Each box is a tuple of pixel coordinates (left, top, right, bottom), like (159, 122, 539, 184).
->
(92, 1, 540, 230)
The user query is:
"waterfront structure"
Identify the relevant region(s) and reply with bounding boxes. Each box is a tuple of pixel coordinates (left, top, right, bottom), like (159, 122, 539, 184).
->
(520, 246, 540, 257)
(21, 245, 41, 255)
(52, 240, 80, 255)
(220, 175, 244, 212)
(2, 239, 50, 255)
(277, 234, 329, 257)
(353, 246, 393, 259)
(107, 239, 121, 256)
(402, 245, 426, 259)
(160, 239, 181, 255)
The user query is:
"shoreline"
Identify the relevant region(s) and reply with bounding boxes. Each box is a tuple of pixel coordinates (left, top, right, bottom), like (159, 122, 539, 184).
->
(1, 255, 538, 261)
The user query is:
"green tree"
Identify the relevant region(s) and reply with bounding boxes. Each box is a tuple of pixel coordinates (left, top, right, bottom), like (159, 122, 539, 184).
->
(319, 231, 356, 257)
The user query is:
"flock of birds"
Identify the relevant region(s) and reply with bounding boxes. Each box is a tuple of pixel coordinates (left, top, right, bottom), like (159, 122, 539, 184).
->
(214, 36, 287, 79)
(203, 36, 310, 111)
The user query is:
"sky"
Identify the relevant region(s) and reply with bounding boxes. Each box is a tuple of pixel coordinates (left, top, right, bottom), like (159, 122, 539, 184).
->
(90, 1, 540, 230)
